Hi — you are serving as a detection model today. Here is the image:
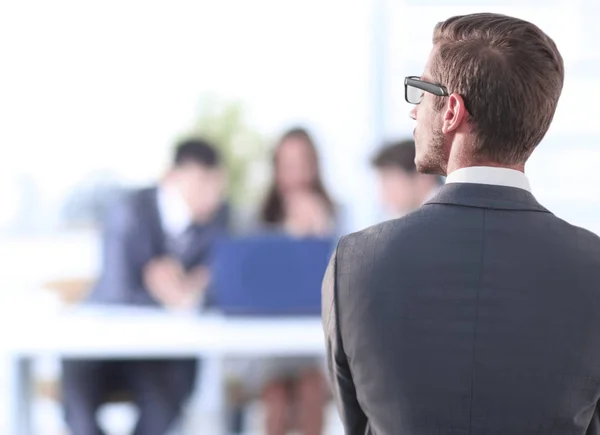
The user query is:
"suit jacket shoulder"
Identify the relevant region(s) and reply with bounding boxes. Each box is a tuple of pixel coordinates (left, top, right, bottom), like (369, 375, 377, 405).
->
(327, 184, 600, 434)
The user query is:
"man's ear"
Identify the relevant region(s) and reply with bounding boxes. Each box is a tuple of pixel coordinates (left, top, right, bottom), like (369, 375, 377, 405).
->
(441, 93, 468, 134)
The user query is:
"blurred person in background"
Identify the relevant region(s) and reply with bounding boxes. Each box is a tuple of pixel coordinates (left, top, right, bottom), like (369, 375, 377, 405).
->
(371, 139, 442, 219)
(61, 139, 228, 435)
(257, 127, 337, 435)
(322, 12, 600, 435)
(261, 127, 337, 238)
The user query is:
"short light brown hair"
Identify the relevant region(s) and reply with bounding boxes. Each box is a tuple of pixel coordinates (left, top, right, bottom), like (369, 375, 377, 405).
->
(431, 13, 564, 164)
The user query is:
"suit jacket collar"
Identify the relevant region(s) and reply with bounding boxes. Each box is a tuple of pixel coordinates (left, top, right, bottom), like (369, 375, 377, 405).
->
(143, 187, 168, 256)
(424, 183, 552, 213)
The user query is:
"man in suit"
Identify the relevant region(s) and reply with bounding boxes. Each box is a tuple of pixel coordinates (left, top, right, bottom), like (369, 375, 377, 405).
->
(323, 13, 600, 434)
(371, 139, 442, 220)
(62, 139, 228, 435)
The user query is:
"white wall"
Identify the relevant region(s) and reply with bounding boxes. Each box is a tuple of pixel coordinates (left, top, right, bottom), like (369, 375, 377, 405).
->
(0, 0, 381, 234)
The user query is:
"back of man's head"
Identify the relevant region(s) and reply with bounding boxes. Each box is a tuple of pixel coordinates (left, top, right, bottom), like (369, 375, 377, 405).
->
(431, 13, 564, 164)
(173, 138, 221, 169)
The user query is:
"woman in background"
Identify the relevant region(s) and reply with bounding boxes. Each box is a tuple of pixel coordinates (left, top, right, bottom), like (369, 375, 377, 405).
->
(259, 127, 337, 435)
(261, 127, 336, 238)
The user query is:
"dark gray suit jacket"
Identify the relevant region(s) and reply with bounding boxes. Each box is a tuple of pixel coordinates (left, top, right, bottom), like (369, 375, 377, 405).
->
(323, 183, 600, 435)
(88, 187, 229, 306)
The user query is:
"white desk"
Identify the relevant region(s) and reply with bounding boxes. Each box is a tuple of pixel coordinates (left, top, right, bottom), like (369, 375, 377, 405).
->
(0, 305, 326, 435)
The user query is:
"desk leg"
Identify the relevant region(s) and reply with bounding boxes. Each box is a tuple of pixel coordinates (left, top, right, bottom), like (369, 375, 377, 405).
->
(213, 354, 227, 435)
(190, 354, 227, 435)
(8, 356, 33, 435)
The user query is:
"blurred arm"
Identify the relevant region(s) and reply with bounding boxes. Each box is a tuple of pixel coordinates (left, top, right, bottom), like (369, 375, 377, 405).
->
(144, 260, 210, 310)
(93, 199, 157, 306)
(322, 245, 368, 434)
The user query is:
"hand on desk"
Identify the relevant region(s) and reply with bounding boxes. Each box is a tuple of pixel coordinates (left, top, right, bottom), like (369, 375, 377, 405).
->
(284, 191, 334, 237)
(143, 257, 210, 311)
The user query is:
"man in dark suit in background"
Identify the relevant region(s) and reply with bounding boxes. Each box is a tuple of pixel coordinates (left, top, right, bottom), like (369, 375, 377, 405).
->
(62, 139, 228, 435)
(323, 13, 600, 435)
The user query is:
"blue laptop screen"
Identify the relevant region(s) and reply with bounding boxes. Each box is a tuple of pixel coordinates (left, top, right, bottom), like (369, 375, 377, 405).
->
(210, 235, 334, 315)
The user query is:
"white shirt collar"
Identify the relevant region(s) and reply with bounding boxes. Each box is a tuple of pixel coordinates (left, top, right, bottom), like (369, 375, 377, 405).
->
(445, 166, 531, 192)
(157, 184, 192, 237)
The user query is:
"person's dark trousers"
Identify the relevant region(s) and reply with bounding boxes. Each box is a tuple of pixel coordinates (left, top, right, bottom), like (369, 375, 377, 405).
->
(61, 358, 198, 435)
(229, 403, 246, 434)
(225, 378, 247, 435)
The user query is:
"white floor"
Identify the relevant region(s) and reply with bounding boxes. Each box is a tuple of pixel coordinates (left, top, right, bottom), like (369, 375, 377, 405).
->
(31, 397, 344, 435)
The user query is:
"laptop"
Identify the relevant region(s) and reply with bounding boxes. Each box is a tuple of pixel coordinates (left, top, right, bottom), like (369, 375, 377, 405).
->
(209, 234, 335, 316)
